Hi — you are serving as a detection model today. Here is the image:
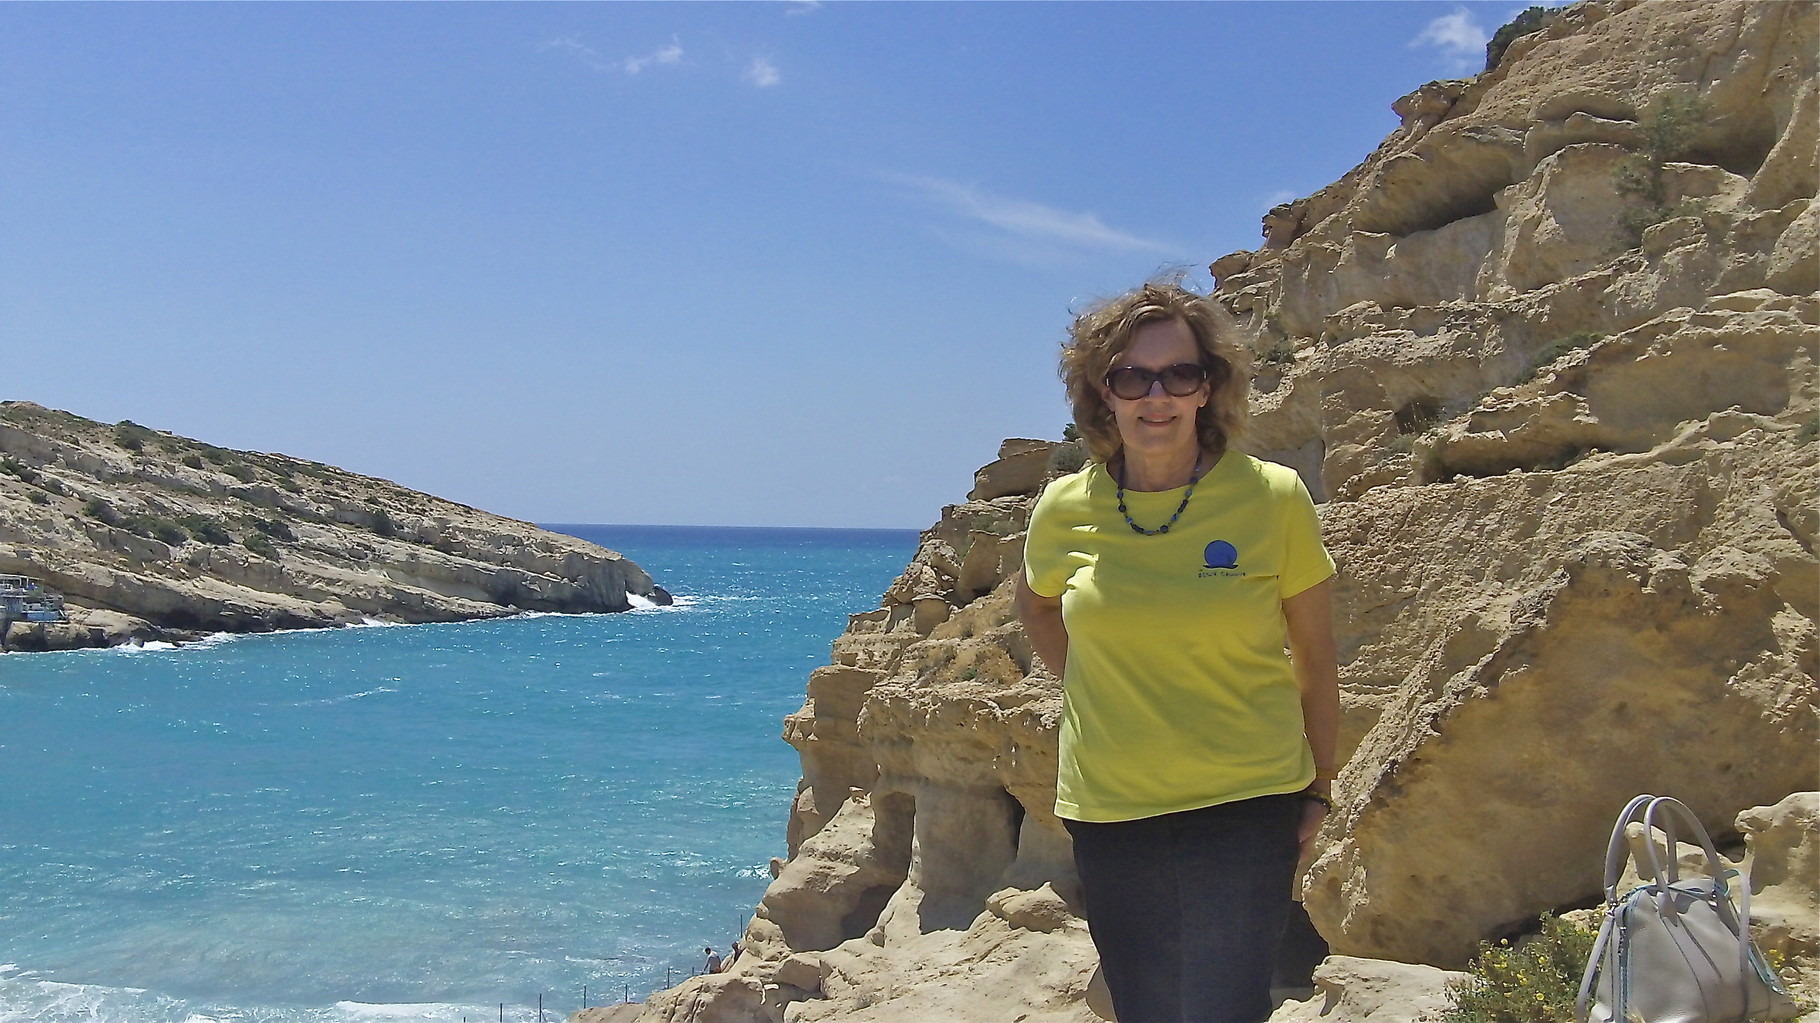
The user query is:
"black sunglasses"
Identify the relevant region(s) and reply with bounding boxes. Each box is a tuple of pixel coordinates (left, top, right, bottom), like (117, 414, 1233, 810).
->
(1104, 363, 1209, 401)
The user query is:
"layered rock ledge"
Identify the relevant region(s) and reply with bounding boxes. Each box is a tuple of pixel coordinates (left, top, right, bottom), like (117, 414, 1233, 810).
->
(0, 401, 668, 650)
(620, 2, 1816, 1021)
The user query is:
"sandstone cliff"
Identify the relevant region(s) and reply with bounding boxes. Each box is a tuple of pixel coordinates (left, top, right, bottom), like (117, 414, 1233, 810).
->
(0, 401, 668, 650)
(625, 2, 1817, 1020)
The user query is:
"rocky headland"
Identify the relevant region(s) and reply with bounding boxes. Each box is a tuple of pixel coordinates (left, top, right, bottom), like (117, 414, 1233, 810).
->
(617, 2, 1817, 1021)
(0, 401, 669, 651)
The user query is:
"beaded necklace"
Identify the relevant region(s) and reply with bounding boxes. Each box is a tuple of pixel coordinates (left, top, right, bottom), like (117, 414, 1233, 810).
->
(1114, 454, 1206, 535)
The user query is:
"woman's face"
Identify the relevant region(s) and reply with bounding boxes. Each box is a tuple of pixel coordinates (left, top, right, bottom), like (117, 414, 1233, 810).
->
(1100, 317, 1208, 460)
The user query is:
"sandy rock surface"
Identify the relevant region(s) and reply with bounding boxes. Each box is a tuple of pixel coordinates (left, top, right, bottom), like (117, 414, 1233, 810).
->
(631, 2, 1817, 1019)
(0, 402, 667, 648)
(1266, 956, 1466, 1023)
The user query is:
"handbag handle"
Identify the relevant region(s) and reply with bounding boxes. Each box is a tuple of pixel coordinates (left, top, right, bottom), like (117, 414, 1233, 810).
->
(1641, 796, 1756, 998)
(1640, 796, 1732, 891)
(1601, 793, 1656, 899)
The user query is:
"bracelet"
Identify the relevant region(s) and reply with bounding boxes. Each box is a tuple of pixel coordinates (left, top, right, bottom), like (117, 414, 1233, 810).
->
(1299, 790, 1333, 812)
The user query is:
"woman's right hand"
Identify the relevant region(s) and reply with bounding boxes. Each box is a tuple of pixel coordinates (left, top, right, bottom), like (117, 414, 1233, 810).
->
(1013, 571, 1068, 677)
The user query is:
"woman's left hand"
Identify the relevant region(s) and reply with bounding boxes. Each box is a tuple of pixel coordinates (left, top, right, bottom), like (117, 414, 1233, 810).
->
(1297, 797, 1328, 857)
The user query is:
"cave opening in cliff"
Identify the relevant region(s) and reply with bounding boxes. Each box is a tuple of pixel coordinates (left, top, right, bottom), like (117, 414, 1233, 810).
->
(837, 791, 915, 943)
(1001, 788, 1026, 857)
(1394, 397, 1445, 435)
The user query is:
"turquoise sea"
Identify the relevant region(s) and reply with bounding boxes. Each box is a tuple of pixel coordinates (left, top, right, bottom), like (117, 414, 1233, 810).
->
(0, 525, 917, 1023)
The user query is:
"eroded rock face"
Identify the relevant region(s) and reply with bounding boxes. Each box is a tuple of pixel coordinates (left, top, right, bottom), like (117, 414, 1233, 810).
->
(0, 402, 667, 646)
(633, 1, 1817, 1019)
(1224, 0, 1819, 968)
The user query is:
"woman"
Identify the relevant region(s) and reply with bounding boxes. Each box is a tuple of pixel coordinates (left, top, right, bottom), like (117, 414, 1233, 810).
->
(1015, 281, 1339, 1023)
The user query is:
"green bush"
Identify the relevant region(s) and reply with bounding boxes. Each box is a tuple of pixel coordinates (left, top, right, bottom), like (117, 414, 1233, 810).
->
(123, 515, 190, 547)
(1614, 91, 1709, 238)
(1260, 338, 1297, 368)
(150, 520, 190, 546)
(224, 463, 259, 483)
(370, 509, 398, 538)
(112, 422, 150, 451)
(1048, 441, 1088, 476)
(83, 498, 122, 527)
(1525, 332, 1604, 381)
(1485, 7, 1559, 71)
(243, 534, 279, 560)
(181, 453, 206, 469)
(0, 457, 37, 484)
(1444, 915, 1596, 1023)
(250, 517, 296, 541)
(177, 513, 232, 545)
(27, 491, 49, 506)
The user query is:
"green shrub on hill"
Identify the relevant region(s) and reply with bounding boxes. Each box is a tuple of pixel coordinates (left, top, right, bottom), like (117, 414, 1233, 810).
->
(370, 509, 399, 538)
(83, 498, 122, 527)
(1486, 7, 1560, 72)
(1, 457, 38, 484)
(1523, 332, 1604, 382)
(249, 517, 296, 541)
(177, 513, 232, 545)
(243, 534, 279, 560)
(1615, 90, 1710, 238)
(123, 516, 191, 547)
(113, 421, 155, 452)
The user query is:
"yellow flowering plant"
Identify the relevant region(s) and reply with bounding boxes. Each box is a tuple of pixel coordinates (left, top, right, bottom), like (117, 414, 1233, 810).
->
(1443, 915, 1596, 1023)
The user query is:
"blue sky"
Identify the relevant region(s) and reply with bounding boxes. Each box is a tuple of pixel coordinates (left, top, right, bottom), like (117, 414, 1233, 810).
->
(3, 2, 1548, 529)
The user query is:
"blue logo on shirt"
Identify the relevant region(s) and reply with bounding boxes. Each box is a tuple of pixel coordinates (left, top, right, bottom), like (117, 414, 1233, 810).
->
(1203, 540, 1239, 570)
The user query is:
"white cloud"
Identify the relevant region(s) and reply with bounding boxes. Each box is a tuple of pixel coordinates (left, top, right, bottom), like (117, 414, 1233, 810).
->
(541, 36, 598, 59)
(744, 57, 781, 88)
(784, 1, 821, 15)
(621, 41, 684, 76)
(1410, 8, 1490, 74)
(1262, 189, 1298, 210)
(541, 35, 611, 72)
(541, 35, 685, 76)
(883, 173, 1172, 257)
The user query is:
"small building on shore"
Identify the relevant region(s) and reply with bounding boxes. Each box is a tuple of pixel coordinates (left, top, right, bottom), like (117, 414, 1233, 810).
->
(0, 574, 67, 624)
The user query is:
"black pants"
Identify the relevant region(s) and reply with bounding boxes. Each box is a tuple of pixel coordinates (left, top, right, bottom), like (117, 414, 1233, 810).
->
(1065, 795, 1301, 1023)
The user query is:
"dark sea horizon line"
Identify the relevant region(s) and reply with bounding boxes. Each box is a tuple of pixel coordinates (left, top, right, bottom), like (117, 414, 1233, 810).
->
(541, 521, 923, 538)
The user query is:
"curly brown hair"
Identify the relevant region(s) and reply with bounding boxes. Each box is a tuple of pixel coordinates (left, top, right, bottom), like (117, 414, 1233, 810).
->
(1060, 281, 1249, 463)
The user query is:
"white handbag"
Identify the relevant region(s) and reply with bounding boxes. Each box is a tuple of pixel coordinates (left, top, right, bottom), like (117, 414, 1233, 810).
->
(1577, 794, 1800, 1023)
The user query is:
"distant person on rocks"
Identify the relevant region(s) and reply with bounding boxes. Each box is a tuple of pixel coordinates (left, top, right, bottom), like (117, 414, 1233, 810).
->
(1016, 280, 1339, 1023)
(703, 947, 722, 974)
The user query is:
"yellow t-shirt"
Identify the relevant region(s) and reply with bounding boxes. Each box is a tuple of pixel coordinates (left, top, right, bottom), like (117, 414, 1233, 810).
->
(1023, 452, 1335, 823)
